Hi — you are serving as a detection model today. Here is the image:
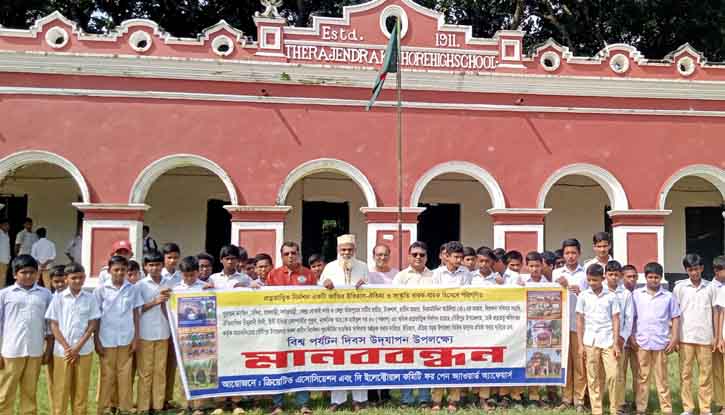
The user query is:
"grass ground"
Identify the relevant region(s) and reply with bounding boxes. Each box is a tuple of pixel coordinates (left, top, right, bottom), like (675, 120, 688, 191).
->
(24, 353, 698, 414)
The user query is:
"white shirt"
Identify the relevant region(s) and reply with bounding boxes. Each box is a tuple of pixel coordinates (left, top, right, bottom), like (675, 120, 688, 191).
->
(673, 278, 717, 345)
(45, 288, 101, 356)
(716, 283, 725, 340)
(470, 270, 500, 286)
(174, 279, 207, 291)
(0, 283, 52, 357)
(583, 256, 612, 273)
(319, 258, 369, 287)
(137, 276, 173, 341)
(431, 265, 472, 286)
(31, 238, 56, 266)
(392, 266, 433, 286)
(209, 271, 252, 289)
(553, 264, 588, 332)
(519, 274, 559, 288)
(368, 268, 398, 285)
(576, 287, 621, 348)
(65, 235, 82, 262)
(94, 280, 142, 347)
(609, 284, 634, 342)
(15, 230, 38, 256)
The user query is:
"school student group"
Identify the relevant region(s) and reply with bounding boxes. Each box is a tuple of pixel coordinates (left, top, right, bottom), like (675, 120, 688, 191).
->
(0, 231, 724, 415)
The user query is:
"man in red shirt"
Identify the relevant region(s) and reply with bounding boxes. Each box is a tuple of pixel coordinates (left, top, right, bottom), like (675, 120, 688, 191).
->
(267, 241, 317, 286)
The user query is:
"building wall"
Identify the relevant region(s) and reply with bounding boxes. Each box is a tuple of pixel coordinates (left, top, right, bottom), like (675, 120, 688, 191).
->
(0, 164, 80, 262)
(144, 167, 230, 257)
(544, 175, 609, 262)
(283, 173, 368, 261)
(664, 176, 723, 273)
(418, 173, 493, 249)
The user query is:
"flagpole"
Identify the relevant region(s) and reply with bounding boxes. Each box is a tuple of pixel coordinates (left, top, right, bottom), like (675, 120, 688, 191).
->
(396, 17, 403, 271)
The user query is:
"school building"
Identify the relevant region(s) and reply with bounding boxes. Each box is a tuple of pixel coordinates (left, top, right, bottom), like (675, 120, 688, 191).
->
(1, 0, 724, 284)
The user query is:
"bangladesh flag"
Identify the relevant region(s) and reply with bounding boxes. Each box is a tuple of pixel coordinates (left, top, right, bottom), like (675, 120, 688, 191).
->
(366, 18, 400, 111)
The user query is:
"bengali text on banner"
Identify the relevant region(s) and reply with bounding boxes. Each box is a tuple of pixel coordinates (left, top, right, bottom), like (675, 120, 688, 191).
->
(167, 286, 569, 399)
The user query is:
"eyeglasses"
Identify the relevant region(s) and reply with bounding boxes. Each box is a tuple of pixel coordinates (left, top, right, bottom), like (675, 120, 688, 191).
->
(411, 252, 427, 258)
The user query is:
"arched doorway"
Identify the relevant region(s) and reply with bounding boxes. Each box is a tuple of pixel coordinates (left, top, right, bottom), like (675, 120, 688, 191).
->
(660, 165, 725, 277)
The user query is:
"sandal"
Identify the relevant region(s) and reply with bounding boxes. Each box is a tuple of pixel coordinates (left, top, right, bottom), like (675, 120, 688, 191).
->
(300, 406, 313, 415)
(431, 404, 442, 412)
(447, 403, 458, 412)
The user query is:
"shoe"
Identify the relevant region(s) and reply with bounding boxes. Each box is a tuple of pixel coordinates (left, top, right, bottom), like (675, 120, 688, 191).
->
(210, 410, 225, 415)
(328, 404, 340, 412)
(680, 412, 694, 415)
(299, 406, 313, 415)
(479, 399, 493, 412)
(269, 406, 284, 415)
(447, 403, 458, 413)
(192, 411, 205, 415)
(232, 408, 247, 414)
(575, 404, 586, 413)
(352, 402, 365, 412)
(558, 403, 574, 410)
(431, 404, 442, 412)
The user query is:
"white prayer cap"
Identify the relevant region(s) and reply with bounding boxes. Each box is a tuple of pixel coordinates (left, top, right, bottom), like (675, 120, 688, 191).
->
(337, 234, 356, 246)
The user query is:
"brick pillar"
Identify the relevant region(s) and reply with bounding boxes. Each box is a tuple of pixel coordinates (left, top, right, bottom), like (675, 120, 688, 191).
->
(489, 209, 551, 253)
(361, 207, 425, 269)
(609, 210, 671, 272)
(225, 205, 291, 267)
(73, 203, 148, 286)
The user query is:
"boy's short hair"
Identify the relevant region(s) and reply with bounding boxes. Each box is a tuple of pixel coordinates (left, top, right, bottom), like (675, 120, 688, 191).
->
(162, 242, 181, 255)
(554, 249, 563, 259)
(592, 232, 610, 244)
(24, 217, 32, 224)
(622, 264, 638, 274)
(179, 256, 199, 272)
(504, 250, 523, 264)
(36, 227, 47, 238)
(108, 255, 129, 269)
(12, 254, 38, 274)
(197, 252, 215, 263)
(409, 241, 428, 253)
(128, 260, 141, 273)
(586, 263, 604, 277)
(143, 225, 150, 232)
(492, 248, 506, 262)
(308, 253, 324, 265)
(445, 241, 464, 255)
(219, 244, 241, 260)
(476, 247, 496, 261)
(463, 246, 476, 258)
(254, 253, 273, 265)
(682, 253, 703, 269)
(64, 262, 85, 274)
(541, 251, 557, 266)
(49, 264, 66, 278)
(245, 258, 256, 266)
(238, 246, 249, 262)
(605, 260, 622, 273)
(526, 251, 543, 263)
(143, 250, 164, 265)
(644, 262, 663, 277)
(439, 244, 448, 254)
(561, 238, 581, 252)
(713, 255, 725, 272)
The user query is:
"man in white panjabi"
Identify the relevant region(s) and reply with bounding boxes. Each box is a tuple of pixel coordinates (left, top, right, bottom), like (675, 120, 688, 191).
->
(319, 234, 368, 411)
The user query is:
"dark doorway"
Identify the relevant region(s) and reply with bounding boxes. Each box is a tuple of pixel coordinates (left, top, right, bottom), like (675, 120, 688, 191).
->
(417, 203, 461, 269)
(205, 199, 232, 272)
(685, 206, 724, 278)
(302, 201, 349, 266)
(0, 194, 28, 286)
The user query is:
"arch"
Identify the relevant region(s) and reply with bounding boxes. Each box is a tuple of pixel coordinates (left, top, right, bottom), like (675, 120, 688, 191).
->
(537, 163, 629, 210)
(130, 154, 238, 205)
(658, 164, 725, 210)
(410, 161, 506, 209)
(0, 150, 91, 203)
(276, 158, 377, 207)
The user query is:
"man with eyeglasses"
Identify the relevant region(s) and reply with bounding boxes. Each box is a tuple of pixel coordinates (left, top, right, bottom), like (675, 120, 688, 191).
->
(368, 244, 399, 285)
(265, 241, 316, 414)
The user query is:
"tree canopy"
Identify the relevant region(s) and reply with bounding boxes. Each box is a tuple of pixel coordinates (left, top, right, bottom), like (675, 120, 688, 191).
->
(2, 0, 724, 61)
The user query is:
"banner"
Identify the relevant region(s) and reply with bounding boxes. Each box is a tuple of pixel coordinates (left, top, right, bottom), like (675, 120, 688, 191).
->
(167, 286, 568, 399)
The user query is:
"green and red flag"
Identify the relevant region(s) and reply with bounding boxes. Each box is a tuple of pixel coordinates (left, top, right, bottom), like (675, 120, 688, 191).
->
(366, 18, 400, 111)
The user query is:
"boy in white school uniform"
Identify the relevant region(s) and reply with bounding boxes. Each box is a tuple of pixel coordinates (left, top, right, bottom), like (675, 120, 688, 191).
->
(137, 249, 173, 413)
(209, 245, 255, 289)
(712, 256, 725, 415)
(46, 262, 100, 415)
(604, 261, 634, 414)
(94, 255, 142, 414)
(583, 232, 612, 273)
(576, 263, 621, 415)
(0, 255, 53, 414)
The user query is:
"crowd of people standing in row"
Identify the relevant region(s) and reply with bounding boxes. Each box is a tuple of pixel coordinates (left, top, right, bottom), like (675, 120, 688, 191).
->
(0, 228, 724, 415)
